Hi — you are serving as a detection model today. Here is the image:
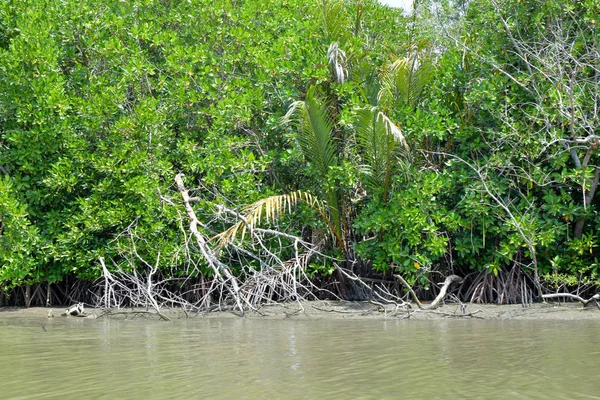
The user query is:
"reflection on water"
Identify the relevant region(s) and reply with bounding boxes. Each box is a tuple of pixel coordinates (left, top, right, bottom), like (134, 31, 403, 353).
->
(1, 313, 600, 399)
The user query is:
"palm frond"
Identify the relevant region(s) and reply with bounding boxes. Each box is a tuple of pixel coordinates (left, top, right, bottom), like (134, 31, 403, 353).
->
(215, 190, 343, 250)
(320, 0, 348, 44)
(379, 54, 434, 108)
(377, 111, 408, 149)
(351, 60, 381, 106)
(327, 42, 348, 84)
(284, 86, 338, 177)
(283, 86, 343, 248)
(355, 107, 408, 199)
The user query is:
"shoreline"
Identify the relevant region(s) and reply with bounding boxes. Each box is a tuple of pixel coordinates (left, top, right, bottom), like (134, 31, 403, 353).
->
(1, 300, 600, 321)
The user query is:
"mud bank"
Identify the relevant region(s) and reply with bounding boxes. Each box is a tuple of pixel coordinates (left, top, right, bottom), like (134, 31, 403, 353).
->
(2, 300, 600, 321)
(229, 301, 600, 320)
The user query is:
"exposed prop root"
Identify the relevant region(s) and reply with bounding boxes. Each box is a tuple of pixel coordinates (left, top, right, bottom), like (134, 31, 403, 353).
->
(336, 267, 465, 312)
(464, 265, 535, 305)
(335, 266, 411, 310)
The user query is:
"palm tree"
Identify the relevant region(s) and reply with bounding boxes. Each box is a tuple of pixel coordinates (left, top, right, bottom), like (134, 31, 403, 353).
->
(218, 86, 345, 252)
(355, 106, 408, 202)
(217, 85, 409, 255)
(217, 42, 434, 267)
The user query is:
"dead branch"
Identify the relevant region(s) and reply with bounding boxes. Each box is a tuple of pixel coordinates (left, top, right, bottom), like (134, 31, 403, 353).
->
(394, 274, 424, 309)
(395, 274, 463, 310)
(94, 177, 338, 318)
(542, 293, 600, 308)
(98, 257, 172, 321)
(416, 308, 484, 319)
(176, 173, 248, 315)
(425, 275, 464, 310)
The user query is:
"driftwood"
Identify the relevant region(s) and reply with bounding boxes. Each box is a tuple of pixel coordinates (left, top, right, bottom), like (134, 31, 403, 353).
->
(542, 293, 600, 309)
(395, 274, 463, 310)
(394, 274, 423, 308)
(61, 303, 84, 316)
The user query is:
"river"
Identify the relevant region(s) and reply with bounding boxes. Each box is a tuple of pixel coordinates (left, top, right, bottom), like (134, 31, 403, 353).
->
(1, 314, 599, 399)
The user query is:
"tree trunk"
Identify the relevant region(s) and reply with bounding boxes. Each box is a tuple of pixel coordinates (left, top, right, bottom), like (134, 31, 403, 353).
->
(336, 267, 350, 299)
(25, 285, 31, 308)
(574, 167, 600, 238)
(46, 283, 52, 307)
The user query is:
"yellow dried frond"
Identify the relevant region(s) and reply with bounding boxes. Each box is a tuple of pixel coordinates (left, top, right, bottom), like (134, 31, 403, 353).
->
(215, 190, 330, 249)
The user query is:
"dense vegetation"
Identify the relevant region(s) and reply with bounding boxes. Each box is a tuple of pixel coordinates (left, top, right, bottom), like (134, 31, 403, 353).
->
(1, 0, 599, 305)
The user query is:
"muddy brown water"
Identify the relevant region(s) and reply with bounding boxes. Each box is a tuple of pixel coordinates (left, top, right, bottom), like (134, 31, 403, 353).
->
(1, 309, 600, 399)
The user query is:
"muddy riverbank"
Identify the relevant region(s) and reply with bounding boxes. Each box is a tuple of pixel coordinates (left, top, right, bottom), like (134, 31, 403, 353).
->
(2, 300, 599, 321)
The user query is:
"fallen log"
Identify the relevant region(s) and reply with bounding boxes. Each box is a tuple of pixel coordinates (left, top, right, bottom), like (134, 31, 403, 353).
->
(395, 274, 463, 310)
(542, 293, 600, 309)
(427, 275, 464, 309)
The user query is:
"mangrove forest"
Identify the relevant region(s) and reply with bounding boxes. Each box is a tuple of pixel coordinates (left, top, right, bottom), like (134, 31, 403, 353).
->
(1, 0, 600, 313)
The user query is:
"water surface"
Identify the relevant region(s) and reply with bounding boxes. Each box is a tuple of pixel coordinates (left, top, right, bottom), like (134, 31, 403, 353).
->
(1, 313, 599, 399)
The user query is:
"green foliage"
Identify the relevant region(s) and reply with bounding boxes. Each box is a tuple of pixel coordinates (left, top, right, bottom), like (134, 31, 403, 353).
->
(355, 171, 459, 277)
(432, 0, 600, 287)
(0, 0, 334, 286)
(355, 107, 407, 201)
(0, 177, 40, 288)
(284, 86, 343, 243)
(286, 87, 339, 180)
(0, 0, 411, 288)
(379, 52, 435, 110)
(319, 0, 351, 44)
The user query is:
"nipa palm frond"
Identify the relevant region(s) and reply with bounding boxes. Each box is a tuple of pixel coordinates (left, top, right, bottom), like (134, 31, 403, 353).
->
(320, 0, 347, 44)
(215, 190, 340, 249)
(376, 111, 408, 149)
(355, 107, 408, 199)
(351, 60, 381, 107)
(379, 54, 434, 108)
(284, 86, 338, 177)
(327, 42, 348, 84)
